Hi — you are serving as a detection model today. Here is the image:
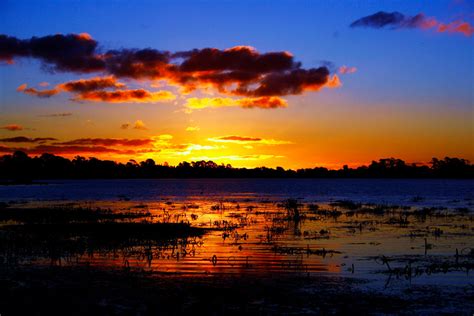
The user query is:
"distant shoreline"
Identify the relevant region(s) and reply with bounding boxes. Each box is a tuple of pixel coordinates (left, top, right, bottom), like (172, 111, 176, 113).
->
(1, 152, 473, 180)
(1, 177, 473, 186)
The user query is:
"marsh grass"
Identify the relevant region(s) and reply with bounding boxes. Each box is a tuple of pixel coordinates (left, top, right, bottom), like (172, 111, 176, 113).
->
(0, 204, 208, 268)
(0, 206, 152, 224)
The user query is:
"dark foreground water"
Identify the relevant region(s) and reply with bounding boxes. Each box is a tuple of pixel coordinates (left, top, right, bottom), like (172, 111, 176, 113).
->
(1, 179, 473, 314)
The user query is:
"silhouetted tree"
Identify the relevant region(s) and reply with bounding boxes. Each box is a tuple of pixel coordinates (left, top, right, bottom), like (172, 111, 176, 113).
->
(0, 152, 472, 180)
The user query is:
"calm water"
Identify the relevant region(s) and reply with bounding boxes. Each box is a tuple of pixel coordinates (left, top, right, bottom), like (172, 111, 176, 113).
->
(1, 179, 473, 297)
(1, 178, 473, 207)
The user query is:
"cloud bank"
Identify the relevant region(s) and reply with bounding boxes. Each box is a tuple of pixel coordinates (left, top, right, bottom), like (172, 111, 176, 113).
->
(1, 33, 342, 107)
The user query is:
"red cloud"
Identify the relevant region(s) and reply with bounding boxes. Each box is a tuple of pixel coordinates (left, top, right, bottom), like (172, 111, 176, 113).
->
(27, 145, 138, 155)
(434, 20, 474, 36)
(21, 86, 60, 98)
(74, 89, 175, 103)
(0, 136, 56, 143)
(2, 33, 342, 104)
(351, 11, 473, 37)
(54, 138, 153, 147)
(0, 124, 23, 131)
(0, 136, 160, 156)
(218, 136, 262, 142)
(58, 76, 125, 93)
(19, 76, 176, 103)
(0, 145, 137, 155)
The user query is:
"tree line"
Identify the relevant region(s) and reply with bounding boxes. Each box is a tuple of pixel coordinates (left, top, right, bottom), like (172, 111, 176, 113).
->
(0, 151, 473, 181)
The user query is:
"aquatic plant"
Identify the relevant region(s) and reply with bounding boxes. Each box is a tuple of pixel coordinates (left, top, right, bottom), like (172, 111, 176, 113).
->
(329, 200, 361, 210)
(0, 206, 152, 224)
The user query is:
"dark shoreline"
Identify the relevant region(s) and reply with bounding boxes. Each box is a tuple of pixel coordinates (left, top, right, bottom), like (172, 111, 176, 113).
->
(1, 152, 473, 179)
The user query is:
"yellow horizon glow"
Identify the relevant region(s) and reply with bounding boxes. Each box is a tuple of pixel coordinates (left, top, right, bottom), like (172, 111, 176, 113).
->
(1, 91, 473, 169)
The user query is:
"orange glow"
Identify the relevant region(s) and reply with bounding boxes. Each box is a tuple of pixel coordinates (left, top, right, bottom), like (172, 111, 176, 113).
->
(185, 96, 287, 110)
(73, 89, 176, 103)
(324, 74, 342, 89)
(0, 124, 24, 131)
(1, 32, 472, 170)
(76, 32, 93, 40)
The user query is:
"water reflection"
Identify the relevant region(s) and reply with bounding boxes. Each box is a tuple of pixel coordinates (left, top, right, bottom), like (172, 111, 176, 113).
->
(1, 197, 473, 286)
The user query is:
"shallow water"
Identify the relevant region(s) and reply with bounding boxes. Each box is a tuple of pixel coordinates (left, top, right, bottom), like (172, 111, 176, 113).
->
(1, 179, 473, 298)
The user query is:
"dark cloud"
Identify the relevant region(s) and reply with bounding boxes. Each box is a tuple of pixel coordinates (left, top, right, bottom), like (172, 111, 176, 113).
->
(350, 11, 409, 28)
(0, 145, 19, 153)
(351, 11, 473, 36)
(218, 136, 262, 142)
(39, 112, 73, 117)
(176, 46, 298, 73)
(235, 68, 331, 96)
(105, 49, 171, 79)
(26, 145, 138, 155)
(0, 33, 105, 72)
(73, 88, 176, 103)
(0, 136, 162, 156)
(2, 33, 341, 101)
(0, 136, 57, 143)
(208, 135, 292, 145)
(54, 138, 153, 147)
(59, 76, 124, 93)
(169, 47, 332, 97)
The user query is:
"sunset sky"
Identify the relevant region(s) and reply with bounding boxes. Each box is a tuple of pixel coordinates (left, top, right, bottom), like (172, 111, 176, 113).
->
(0, 0, 473, 169)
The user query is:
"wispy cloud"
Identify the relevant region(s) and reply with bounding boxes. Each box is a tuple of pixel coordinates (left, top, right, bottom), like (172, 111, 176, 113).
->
(208, 135, 292, 145)
(0, 136, 56, 143)
(185, 126, 200, 132)
(351, 11, 473, 37)
(53, 138, 153, 147)
(133, 120, 148, 130)
(0, 136, 161, 156)
(39, 112, 73, 117)
(120, 120, 149, 130)
(0, 133, 285, 162)
(18, 77, 176, 103)
(17, 84, 59, 98)
(189, 154, 282, 161)
(120, 123, 130, 130)
(338, 65, 357, 74)
(0, 124, 23, 131)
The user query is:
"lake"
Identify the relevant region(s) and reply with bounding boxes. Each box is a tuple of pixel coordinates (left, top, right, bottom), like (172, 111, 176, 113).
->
(1, 178, 473, 207)
(1, 178, 473, 314)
